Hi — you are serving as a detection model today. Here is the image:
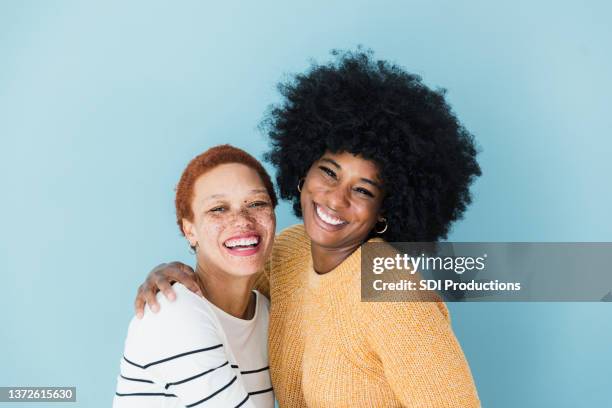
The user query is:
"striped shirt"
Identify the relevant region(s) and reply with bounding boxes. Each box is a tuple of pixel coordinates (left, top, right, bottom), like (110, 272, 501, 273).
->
(113, 284, 274, 408)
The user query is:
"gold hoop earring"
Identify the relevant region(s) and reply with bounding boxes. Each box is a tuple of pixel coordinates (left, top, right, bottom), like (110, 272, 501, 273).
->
(297, 178, 305, 193)
(375, 218, 388, 234)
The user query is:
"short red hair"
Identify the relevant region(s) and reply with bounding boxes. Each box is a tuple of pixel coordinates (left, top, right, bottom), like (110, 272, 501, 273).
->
(175, 144, 278, 235)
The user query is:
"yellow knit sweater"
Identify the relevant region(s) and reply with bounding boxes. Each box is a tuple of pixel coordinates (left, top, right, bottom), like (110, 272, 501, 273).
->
(255, 224, 480, 407)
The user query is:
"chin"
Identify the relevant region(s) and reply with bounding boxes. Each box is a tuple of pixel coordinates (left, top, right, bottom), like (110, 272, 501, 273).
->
(303, 220, 339, 248)
(225, 257, 265, 274)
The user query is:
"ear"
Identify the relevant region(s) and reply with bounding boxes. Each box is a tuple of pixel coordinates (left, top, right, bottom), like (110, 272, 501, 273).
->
(182, 218, 197, 247)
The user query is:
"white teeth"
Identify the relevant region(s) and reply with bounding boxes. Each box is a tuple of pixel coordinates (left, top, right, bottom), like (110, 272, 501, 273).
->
(315, 204, 346, 226)
(225, 236, 259, 248)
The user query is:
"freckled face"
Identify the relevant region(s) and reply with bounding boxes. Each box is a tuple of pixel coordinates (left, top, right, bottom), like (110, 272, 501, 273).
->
(182, 163, 276, 277)
(300, 151, 385, 251)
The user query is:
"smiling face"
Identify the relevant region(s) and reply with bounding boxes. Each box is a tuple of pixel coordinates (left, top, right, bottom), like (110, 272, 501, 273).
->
(300, 151, 385, 251)
(182, 163, 276, 278)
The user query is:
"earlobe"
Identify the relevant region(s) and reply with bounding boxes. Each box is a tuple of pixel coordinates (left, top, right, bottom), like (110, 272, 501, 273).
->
(182, 218, 196, 246)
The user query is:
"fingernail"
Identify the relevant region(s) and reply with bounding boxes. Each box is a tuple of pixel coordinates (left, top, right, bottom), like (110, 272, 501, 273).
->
(136, 311, 143, 319)
(167, 291, 175, 301)
(151, 304, 159, 313)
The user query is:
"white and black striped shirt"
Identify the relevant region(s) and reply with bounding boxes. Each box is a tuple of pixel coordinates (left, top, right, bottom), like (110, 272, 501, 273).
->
(113, 284, 273, 408)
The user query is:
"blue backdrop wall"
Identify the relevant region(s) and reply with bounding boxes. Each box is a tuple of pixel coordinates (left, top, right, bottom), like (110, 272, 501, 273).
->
(1, 1, 611, 407)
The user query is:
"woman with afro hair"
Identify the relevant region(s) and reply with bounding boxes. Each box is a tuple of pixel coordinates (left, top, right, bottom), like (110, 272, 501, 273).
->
(135, 49, 482, 407)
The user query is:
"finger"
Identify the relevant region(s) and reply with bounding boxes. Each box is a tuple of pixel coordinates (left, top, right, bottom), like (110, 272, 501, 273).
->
(177, 262, 195, 274)
(153, 262, 186, 283)
(134, 286, 146, 319)
(155, 276, 176, 302)
(149, 264, 184, 300)
(175, 263, 201, 295)
(185, 279, 202, 297)
(161, 263, 199, 294)
(143, 284, 160, 313)
(167, 261, 195, 277)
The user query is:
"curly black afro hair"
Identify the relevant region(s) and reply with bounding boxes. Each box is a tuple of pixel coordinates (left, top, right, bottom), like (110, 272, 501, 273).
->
(263, 48, 481, 242)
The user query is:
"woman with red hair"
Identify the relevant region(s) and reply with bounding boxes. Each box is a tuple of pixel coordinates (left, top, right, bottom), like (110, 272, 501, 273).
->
(114, 145, 277, 408)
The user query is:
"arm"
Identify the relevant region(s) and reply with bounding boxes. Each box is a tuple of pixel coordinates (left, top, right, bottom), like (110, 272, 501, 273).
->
(134, 262, 201, 318)
(133, 260, 272, 316)
(364, 301, 480, 407)
(116, 285, 253, 407)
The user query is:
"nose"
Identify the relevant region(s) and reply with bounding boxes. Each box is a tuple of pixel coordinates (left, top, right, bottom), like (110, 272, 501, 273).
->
(325, 184, 350, 211)
(229, 207, 256, 228)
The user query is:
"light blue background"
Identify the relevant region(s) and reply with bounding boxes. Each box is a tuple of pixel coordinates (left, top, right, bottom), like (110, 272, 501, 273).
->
(1, 1, 611, 407)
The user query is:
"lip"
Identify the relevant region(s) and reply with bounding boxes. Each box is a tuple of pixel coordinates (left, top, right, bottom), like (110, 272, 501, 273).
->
(312, 202, 349, 232)
(223, 232, 262, 257)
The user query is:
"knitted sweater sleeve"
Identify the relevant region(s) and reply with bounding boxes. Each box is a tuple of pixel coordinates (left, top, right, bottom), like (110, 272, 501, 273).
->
(364, 300, 481, 407)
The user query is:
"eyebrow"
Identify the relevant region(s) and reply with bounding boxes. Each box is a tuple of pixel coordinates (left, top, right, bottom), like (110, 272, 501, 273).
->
(360, 178, 383, 190)
(320, 157, 341, 169)
(204, 189, 268, 200)
(319, 157, 383, 190)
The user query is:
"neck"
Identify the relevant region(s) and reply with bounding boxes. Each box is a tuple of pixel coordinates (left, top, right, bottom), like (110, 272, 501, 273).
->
(310, 241, 361, 274)
(194, 262, 256, 320)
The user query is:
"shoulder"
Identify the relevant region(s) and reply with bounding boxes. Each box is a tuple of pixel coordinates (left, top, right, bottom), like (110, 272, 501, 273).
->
(122, 284, 221, 365)
(273, 224, 310, 255)
(267, 224, 311, 295)
(134, 283, 215, 329)
(254, 226, 308, 299)
(270, 224, 310, 267)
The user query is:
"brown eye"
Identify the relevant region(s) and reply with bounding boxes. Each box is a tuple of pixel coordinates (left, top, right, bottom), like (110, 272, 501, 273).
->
(319, 166, 337, 179)
(355, 187, 374, 197)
